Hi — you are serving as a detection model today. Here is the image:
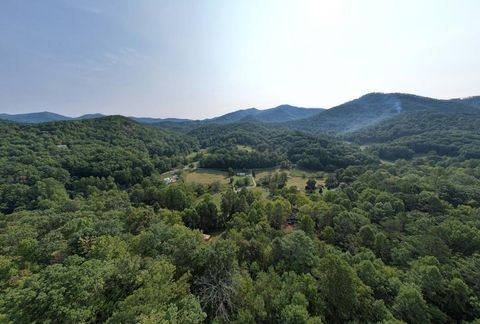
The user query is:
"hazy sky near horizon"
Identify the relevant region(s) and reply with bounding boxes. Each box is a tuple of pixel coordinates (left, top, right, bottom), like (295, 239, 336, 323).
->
(1, 0, 479, 118)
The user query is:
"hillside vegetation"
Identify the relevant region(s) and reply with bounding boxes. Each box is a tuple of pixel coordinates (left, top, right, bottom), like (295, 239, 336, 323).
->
(1, 115, 480, 323)
(286, 93, 480, 134)
(189, 123, 376, 170)
(348, 111, 480, 160)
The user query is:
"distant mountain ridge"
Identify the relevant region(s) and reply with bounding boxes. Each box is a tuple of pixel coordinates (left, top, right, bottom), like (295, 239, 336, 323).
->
(2, 93, 479, 134)
(0, 112, 105, 123)
(0, 112, 71, 123)
(452, 96, 480, 108)
(0, 104, 324, 125)
(204, 105, 325, 124)
(130, 117, 192, 124)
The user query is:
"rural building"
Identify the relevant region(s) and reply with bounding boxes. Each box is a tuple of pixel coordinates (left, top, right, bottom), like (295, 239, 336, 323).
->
(163, 175, 178, 185)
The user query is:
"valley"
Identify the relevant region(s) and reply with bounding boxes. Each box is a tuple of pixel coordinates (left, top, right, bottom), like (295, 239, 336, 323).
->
(2, 1, 479, 322)
(1, 93, 480, 323)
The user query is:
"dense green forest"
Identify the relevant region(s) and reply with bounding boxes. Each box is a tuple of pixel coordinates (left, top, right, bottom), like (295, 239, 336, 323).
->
(190, 123, 376, 170)
(348, 111, 480, 160)
(1, 115, 480, 323)
(284, 93, 480, 134)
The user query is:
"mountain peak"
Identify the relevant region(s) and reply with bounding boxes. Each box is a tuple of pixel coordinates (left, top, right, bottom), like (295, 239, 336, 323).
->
(205, 104, 324, 124)
(288, 92, 480, 134)
(273, 104, 296, 109)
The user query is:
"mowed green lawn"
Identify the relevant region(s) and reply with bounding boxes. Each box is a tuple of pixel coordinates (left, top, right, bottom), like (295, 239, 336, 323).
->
(185, 169, 230, 185)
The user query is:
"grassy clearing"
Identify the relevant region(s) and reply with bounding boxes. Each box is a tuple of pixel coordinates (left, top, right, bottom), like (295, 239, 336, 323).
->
(185, 169, 230, 185)
(194, 192, 223, 211)
(159, 170, 178, 178)
(232, 175, 253, 186)
(210, 192, 223, 208)
(184, 167, 324, 195)
(254, 168, 279, 179)
(287, 176, 325, 189)
(380, 159, 395, 165)
(186, 148, 208, 160)
(286, 176, 308, 189)
(289, 169, 324, 179)
(254, 168, 324, 190)
(288, 169, 324, 189)
(236, 145, 255, 152)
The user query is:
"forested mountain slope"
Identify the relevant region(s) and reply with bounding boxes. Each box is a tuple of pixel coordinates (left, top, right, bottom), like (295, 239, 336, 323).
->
(0, 116, 197, 196)
(1, 111, 480, 323)
(287, 92, 480, 134)
(347, 111, 480, 160)
(188, 123, 376, 170)
(452, 96, 480, 108)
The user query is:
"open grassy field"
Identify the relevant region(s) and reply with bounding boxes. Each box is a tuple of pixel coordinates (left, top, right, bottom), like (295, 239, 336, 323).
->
(254, 168, 324, 190)
(210, 192, 223, 208)
(236, 144, 254, 152)
(185, 169, 230, 185)
(288, 169, 325, 188)
(159, 170, 178, 178)
(287, 175, 325, 189)
(194, 192, 223, 209)
(286, 176, 308, 189)
(254, 168, 281, 180)
(183, 167, 325, 191)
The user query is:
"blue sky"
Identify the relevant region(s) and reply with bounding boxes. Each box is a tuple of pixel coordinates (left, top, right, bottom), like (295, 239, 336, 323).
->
(1, 0, 479, 118)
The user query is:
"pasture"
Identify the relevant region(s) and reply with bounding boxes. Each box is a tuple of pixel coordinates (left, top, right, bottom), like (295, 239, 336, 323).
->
(185, 169, 230, 185)
(254, 168, 325, 190)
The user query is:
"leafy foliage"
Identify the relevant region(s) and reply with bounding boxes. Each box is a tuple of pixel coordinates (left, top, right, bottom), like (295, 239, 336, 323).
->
(191, 123, 376, 170)
(1, 116, 480, 323)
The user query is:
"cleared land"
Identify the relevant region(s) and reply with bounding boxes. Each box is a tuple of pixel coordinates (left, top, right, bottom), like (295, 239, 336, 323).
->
(255, 168, 324, 190)
(159, 169, 178, 178)
(184, 167, 324, 194)
(195, 192, 223, 208)
(236, 144, 254, 152)
(185, 169, 230, 185)
(287, 175, 325, 189)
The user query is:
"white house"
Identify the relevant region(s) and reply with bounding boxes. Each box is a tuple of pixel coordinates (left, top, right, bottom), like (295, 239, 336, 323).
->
(163, 175, 178, 185)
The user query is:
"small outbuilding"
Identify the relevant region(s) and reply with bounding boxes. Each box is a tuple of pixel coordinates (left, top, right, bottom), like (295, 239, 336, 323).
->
(163, 175, 178, 185)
